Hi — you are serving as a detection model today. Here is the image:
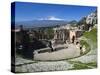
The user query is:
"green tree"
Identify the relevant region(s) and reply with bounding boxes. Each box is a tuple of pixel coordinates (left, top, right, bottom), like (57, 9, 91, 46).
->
(46, 28, 54, 40)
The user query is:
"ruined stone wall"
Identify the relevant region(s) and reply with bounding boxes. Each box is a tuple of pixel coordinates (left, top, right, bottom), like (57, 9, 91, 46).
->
(69, 30, 76, 43)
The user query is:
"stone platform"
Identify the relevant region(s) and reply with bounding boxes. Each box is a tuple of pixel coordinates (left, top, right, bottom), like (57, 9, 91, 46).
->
(34, 44, 81, 61)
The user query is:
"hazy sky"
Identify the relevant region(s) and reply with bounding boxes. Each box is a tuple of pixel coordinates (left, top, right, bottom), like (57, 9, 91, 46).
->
(13, 2, 97, 22)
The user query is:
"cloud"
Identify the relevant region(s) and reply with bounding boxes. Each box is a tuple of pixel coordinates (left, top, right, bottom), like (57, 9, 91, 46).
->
(38, 16, 64, 21)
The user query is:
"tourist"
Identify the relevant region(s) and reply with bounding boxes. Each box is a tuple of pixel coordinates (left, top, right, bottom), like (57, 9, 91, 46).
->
(72, 36, 75, 43)
(49, 41, 54, 52)
(65, 40, 68, 48)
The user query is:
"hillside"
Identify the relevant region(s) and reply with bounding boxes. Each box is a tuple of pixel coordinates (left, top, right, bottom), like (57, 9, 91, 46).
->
(15, 20, 68, 28)
(69, 28, 97, 70)
(80, 28, 97, 55)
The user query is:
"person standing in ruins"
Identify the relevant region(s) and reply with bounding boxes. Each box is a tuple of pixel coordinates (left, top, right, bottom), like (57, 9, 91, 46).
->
(49, 41, 53, 52)
(72, 36, 75, 43)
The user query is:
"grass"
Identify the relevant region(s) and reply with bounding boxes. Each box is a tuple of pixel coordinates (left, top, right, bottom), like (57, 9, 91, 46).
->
(73, 63, 91, 69)
(83, 28, 97, 46)
(68, 28, 97, 70)
(68, 61, 97, 70)
(80, 28, 97, 55)
(80, 40, 90, 55)
(86, 62, 97, 67)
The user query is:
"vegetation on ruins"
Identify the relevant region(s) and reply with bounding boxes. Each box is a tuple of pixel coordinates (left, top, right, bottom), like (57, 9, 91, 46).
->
(46, 28, 54, 40)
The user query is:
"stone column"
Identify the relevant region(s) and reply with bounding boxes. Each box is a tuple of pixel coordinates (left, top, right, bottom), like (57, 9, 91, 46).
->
(63, 31, 65, 42)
